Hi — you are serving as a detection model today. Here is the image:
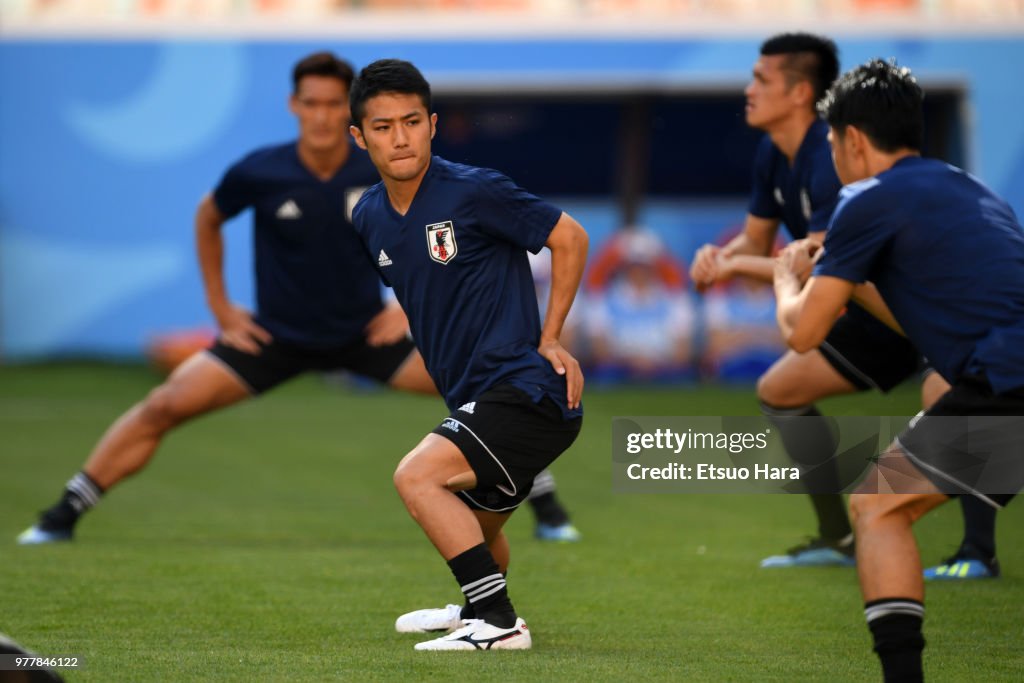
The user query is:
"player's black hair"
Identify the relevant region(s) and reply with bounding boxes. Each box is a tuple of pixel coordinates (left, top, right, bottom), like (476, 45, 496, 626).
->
(349, 59, 432, 130)
(760, 32, 840, 103)
(819, 58, 924, 153)
(292, 52, 355, 94)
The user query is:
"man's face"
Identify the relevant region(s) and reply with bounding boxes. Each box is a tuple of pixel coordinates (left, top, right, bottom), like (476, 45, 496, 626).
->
(828, 126, 865, 186)
(744, 55, 800, 130)
(290, 75, 350, 153)
(351, 92, 436, 183)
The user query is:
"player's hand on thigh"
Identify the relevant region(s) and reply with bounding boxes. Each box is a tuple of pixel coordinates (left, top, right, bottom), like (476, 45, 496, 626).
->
(539, 340, 583, 409)
(216, 305, 271, 354)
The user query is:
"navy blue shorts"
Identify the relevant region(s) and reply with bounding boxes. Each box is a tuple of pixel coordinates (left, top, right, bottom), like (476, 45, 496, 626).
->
(207, 335, 417, 395)
(432, 384, 582, 513)
(896, 375, 1024, 507)
(819, 304, 920, 392)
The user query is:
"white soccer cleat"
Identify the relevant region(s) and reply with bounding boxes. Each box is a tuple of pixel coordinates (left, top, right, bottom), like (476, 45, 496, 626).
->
(413, 617, 531, 651)
(395, 604, 465, 633)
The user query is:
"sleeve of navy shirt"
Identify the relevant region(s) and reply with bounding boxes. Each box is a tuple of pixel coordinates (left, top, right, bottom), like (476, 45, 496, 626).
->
(210, 153, 256, 219)
(747, 137, 782, 220)
(813, 179, 893, 284)
(472, 168, 562, 252)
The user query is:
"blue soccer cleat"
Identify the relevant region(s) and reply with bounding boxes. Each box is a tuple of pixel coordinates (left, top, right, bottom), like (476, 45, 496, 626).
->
(534, 522, 581, 543)
(16, 524, 73, 545)
(924, 556, 999, 580)
(760, 537, 856, 568)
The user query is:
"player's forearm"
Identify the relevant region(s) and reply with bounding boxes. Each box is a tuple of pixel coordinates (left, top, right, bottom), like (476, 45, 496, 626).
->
(542, 216, 589, 343)
(723, 254, 775, 283)
(776, 275, 853, 353)
(774, 278, 801, 342)
(195, 196, 230, 319)
(722, 228, 773, 259)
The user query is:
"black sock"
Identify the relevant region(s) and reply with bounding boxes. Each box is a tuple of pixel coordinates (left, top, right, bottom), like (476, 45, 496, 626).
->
(809, 495, 854, 546)
(761, 403, 851, 540)
(528, 492, 570, 527)
(461, 570, 508, 620)
(865, 599, 925, 683)
(958, 495, 997, 560)
(39, 472, 104, 531)
(527, 470, 570, 526)
(448, 544, 516, 629)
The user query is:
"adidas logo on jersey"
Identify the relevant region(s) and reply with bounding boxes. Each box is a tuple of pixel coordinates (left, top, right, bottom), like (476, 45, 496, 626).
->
(442, 418, 460, 433)
(378, 249, 393, 267)
(276, 199, 302, 219)
(458, 402, 476, 414)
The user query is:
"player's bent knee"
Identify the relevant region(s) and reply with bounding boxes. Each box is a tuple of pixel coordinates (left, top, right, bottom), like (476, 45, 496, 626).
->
(393, 461, 415, 494)
(137, 384, 200, 431)
(756, 369, 797, 408)
(850, 492, 929, 530)
(393, 457, 434, 496)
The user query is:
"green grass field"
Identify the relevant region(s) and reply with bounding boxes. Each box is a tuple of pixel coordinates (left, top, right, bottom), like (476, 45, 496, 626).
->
(2, 363, 1021, 682)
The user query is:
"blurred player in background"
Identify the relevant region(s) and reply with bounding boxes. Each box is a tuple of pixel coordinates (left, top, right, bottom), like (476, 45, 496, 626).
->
(349, 59, 587, 650)
(776, 58, 1024, 681)
(690, 33, 921, 568)
(17, 51, 578, 546)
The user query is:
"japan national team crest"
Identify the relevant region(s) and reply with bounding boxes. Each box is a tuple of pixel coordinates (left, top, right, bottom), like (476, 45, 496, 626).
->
(426, 220, 458, 265)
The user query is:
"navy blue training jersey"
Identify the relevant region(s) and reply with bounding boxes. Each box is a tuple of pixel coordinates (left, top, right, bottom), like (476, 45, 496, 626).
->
(748, 119, 842, 240)
(212, 142, 383, 347)
(352, 156, 580, 418)
(815, 156, 1024, 394)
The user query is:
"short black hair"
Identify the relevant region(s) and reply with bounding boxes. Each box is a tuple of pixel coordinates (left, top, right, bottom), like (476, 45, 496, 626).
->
(760, 32, 840, 104)
(349, 59, 432, 129)
(292, 52, 355, 94)
(819, 58, 924, 153)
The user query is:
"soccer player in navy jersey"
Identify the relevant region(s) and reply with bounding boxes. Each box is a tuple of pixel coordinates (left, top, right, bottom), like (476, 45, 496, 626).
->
(690, 33, 921, 568)
(775, 59, 1024, 681)
(17, 52, 578, 546)
(348, 59, 588, 651)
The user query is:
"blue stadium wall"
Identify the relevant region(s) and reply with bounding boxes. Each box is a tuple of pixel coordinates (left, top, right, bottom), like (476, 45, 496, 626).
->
(2, 36, 1023, 358)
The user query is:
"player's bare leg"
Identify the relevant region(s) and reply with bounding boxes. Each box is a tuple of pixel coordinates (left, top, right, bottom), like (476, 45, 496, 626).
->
(84, 352, 250, 488)
(757, 348, 858, 407)
(393, 434, 530, 650)
(17, 352, 249, 544)
(393, 434, 490, 559)
(394, 505, 512, 635)
(757, 349, 859, 567)
(851, 447, 949, 682)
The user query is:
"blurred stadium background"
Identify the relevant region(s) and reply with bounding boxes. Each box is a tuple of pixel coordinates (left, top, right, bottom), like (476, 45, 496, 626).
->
(2, 0, 1024, 380)
(2, 4, 1024, 681)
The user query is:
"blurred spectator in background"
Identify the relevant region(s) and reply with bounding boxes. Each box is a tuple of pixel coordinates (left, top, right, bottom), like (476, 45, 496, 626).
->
(700, 225, 786, 382)
(702, 275, 785, 382)
(584, 229, 694, 383)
